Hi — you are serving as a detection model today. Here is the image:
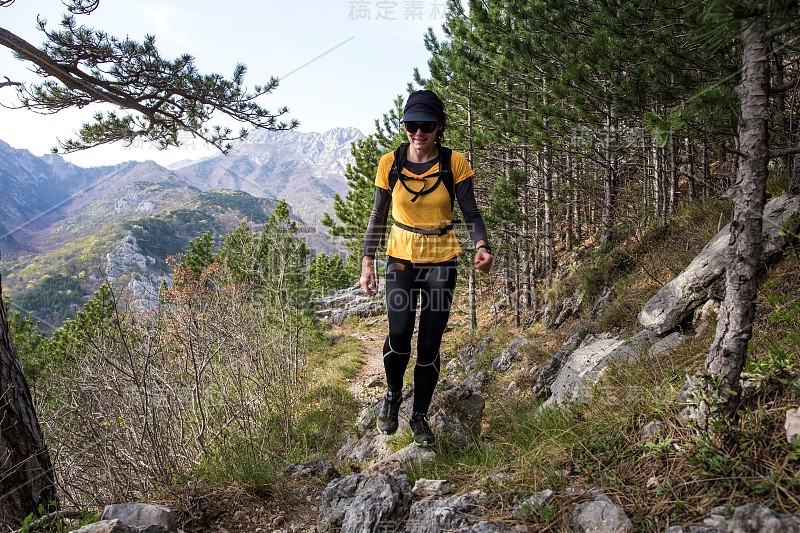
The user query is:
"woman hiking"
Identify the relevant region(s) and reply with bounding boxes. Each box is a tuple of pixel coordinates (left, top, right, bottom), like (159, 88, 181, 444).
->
(359, 89, 493, 446)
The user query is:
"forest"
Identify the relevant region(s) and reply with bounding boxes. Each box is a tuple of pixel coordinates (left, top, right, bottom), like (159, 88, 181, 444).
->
(1, 0, 800, 530)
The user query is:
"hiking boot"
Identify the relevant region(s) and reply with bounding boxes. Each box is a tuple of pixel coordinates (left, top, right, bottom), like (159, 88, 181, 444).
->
(377, 393, 402, 435)
(410, 414, 436, 446)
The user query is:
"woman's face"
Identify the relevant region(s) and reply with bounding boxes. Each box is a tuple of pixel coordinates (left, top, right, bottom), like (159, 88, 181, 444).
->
(404, 121, 443, 154)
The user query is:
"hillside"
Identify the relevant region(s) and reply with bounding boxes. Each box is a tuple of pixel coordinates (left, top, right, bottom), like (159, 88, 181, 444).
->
(272, 194, 798, 532)
(38, 193, 792, 533)
(0, 128, 360, 328)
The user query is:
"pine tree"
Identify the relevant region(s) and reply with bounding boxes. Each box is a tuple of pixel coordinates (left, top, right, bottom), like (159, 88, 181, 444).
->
(322, 98, 405, 278)
(0, 1, 294, 524)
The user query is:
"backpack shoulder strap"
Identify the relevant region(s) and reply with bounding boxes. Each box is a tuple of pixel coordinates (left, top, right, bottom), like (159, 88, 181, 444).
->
(438, 146, 454, 208)
(388, 143, 409, 194)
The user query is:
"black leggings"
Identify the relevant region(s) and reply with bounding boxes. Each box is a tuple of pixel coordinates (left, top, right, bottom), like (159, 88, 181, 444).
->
(383, 256, 457, 415)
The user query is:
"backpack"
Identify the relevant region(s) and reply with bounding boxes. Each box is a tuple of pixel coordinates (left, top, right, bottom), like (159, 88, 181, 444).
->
(388, 143, 454, 209)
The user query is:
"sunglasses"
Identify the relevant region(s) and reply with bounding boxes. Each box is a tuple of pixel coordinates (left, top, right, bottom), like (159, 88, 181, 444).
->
(404, 121, 439, 133)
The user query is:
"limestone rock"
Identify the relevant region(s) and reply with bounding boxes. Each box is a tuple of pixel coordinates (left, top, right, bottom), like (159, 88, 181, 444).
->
(72, 520, 139, 533)
(317, 469, 412, 533)
(436, 375, 487, 436)
(366, 444, 437, 475)
(313, 284, 386, 325)
(786, 408, 800, 444)
(649, 332, 685, 358)
(543, 331, 657, 407)
(492, 338, 527, 372)
(337, 429, 395, 464)
(640, 195, 800, 334)
(730, 503, 800, 532)
(531, 330, 585, 399)
(412, 478, 452, 498)
(403, 490, 486, 533)
(525, 489, 554, 507)
(459, 337, 493, 373)
(101, 503, 175, 531)
(640, 421, 668, 439)
(285, 459, 340, 481)
(568, 499, 634, 533)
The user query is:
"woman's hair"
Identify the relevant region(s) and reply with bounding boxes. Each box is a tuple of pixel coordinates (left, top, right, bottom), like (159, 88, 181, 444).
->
(432, 91, 447, 146)
(436, 113, 447, 146)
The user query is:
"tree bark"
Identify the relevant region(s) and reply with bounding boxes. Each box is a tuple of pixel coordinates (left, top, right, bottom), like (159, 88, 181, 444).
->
(0, 275, 57, 528)
(792, 152, 800, 195)
(543, 146, 554, 287)
(698, 15, 769, 428)
(600, 107, 615, 243)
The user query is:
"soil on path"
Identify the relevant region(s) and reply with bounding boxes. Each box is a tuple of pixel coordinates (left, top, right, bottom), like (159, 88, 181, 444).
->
(339, 316, 388, 407)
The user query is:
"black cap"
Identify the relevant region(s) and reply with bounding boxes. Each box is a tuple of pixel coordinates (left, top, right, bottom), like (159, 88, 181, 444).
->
(402, 90, 445, 122)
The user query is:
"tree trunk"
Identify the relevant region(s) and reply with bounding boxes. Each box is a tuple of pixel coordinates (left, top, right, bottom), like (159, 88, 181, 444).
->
(0, 276, 57, 528)
(686, 136, 696, 202)
(600, 108, 615, 243)
(466, 85, 477, 333)
(698, 15, 769, 429)
(653, 143, 664, 222)
(543, 147, 554, 286)
(792, 152, 800, 195)
(669, 135, 679, 214)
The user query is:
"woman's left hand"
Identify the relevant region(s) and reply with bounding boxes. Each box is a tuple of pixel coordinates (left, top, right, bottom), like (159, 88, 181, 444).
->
(474, 249, 493, 274)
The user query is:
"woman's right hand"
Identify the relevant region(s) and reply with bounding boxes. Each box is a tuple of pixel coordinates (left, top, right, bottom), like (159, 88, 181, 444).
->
(360, 256, 377, 296)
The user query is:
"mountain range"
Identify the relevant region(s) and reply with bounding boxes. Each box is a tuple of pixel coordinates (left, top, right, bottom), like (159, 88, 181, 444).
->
(0, 127, 364, 329)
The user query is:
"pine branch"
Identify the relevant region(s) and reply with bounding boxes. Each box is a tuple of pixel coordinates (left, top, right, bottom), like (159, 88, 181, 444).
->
(0, 17, 296, 153)
(0, 76, 21, 88)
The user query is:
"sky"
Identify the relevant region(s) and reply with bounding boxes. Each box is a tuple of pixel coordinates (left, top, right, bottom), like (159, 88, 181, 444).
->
(0, 0, 447, 167)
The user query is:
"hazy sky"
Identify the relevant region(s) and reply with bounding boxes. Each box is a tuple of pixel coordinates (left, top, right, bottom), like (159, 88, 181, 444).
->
(0, 0, 446, 166)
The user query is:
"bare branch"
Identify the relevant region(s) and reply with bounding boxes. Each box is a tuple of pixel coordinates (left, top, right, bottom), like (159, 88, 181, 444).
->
(768, 145, 800, 159)
(0, 76, 21, 88)
(766, 19, 800, 40)
(770, 77, 799, 94)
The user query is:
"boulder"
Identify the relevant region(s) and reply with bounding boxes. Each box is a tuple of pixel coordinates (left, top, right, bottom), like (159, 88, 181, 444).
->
(531, 330, 585, 399)
(492, 338, 527, 372)
(317, 469, 412, 533)
(366, 444, 437, 475)
(648, 331, 685, 358)
(640, 195, 800, 334)
(101, 503, 175, 532)
(568, 499, 634, 533)
(667, 503, 800, 532)
(458, 337, 493, 373)
(543, 331, 657, 407)
(313, 284, 386, 324)
(72, 520, 139, 533)
(402, 490, 486, 533)
(412, 478, 452, 498)
(285, 459, 340, 481)
(728, 503, 800, 531)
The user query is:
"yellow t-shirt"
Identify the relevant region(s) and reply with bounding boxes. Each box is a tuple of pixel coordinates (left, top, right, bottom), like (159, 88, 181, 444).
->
(376, 149, 474, 263)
